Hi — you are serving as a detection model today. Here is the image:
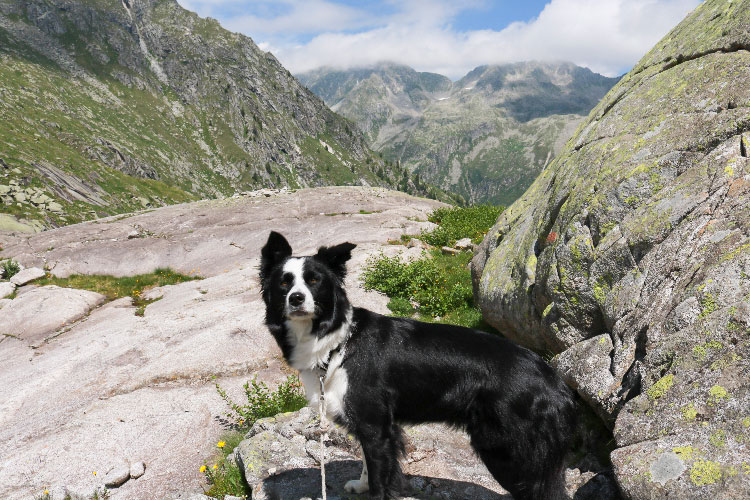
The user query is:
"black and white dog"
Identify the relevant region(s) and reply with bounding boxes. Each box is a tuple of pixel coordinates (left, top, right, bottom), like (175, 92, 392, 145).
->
(260, 231, 577, 500)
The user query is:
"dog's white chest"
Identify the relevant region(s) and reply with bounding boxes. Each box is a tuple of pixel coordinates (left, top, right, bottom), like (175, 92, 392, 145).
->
(298, 351, 349, 421)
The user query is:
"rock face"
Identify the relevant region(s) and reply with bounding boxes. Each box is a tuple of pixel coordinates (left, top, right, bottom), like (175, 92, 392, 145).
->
(0, 187, 443, 500)
(0, 285, 105, 345)
(472, 1, 750, 498)
(299, 61, 618, 205)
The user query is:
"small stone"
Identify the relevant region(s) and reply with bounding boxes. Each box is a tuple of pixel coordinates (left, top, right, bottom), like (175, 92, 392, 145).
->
(454, 238, 473, 251)
(406, 238, 428, 249)
(47, 201, 64, 213)
(0, 281, 15, 299)
(103, 463, 131, 487)
(440, 246, 459, 255)
(129, 461, 146, 479)
(10, 267, 46, 286)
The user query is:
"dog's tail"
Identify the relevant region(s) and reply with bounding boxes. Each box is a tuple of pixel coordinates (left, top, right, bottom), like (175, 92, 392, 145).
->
(531, 464, 569, 500)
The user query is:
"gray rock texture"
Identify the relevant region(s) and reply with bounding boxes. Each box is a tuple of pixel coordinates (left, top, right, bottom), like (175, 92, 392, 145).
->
(0, 281, 15, 298)
(129, 461, 146, 480)
(0, 285, 105, 345)
(103, 464, 131, 488)
(9, 266, 45, 286)
(472, 1, 750, 498)
(238, 407, 510, 500)
(0, 187, 443, 500)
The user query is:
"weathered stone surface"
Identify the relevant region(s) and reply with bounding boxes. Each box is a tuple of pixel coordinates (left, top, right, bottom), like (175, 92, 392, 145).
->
(0, 187, 440, 278)
(0, 285, 105, 345)
(454, 237, 474, 251)
(472, 1, 750, 498)
(0, 187, 443, 500)
(240, 407, 509, 500)
(129, 461, 146, 480)
(0, 281, 15, 299)
(103, 464, 131, 487)
(9, 266, 45, 286)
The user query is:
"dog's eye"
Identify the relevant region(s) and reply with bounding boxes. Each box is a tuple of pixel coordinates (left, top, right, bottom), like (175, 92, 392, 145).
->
(280, 281, 289, 288)
(308, 277, 318, 284)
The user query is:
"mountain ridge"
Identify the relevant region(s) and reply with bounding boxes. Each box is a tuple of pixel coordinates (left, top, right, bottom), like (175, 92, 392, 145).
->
(0, 0, 455, 232)
(298, 61, 619, 205)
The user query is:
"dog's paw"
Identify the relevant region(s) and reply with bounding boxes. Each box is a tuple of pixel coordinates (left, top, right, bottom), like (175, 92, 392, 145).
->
(344, 479, 369, 494)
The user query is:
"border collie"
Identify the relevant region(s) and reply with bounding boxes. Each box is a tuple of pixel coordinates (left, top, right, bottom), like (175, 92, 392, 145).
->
(260, 231, 576, 500)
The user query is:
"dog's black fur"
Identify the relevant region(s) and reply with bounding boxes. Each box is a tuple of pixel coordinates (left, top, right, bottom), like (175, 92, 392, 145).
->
(260, 231, 577, 500)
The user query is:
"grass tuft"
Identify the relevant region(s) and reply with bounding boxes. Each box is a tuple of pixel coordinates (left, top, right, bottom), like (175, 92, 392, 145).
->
(32, 268, 200, 314)
(1, 259, 21, 280)
(215, 375, 308, 429)
(420, 204, 503, 247)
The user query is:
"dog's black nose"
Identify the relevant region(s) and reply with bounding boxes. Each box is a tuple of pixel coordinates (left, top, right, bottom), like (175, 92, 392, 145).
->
(288, 292, 305, 307)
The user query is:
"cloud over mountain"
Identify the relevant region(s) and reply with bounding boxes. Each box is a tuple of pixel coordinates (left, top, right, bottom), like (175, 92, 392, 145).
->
(178, 0, 701, 78)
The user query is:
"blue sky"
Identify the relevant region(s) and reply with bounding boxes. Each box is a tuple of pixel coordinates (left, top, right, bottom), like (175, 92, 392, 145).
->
(176, 0, 702, 79)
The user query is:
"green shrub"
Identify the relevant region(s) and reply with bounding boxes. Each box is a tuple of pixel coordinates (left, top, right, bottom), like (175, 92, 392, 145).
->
(387, 296, 414, 316)
(362, 205, 502, 331)
(1, 259, 21, 280)
(205, 376, 308, 498)
(420, 204, 503, 246)
(362, 250, 474, 320)
(215, 375, 307, 428)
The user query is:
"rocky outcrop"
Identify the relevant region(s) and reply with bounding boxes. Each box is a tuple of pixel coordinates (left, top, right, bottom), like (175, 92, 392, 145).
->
(472, 1, 750, 498)
(0, 187, 444, 500)
(236, 407, 510, 500)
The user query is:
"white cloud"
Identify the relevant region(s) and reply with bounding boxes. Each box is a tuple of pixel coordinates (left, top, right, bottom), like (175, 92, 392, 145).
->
(178, 0, 702, 79)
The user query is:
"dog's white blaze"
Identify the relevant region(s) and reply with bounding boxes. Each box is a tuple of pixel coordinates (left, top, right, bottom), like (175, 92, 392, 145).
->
(287, 309, 352, 420)
(322, 347, 348, 419)
(282, 257, 315, 316)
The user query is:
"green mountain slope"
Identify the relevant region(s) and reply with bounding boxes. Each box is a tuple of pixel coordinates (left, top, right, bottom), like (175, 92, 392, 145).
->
(0, 0, 450, 232)
(299, 62, 619, 206)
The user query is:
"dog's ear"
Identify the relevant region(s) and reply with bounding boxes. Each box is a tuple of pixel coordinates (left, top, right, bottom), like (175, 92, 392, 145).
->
(260, 231, 292, 281)
(315, 242, 356, 280)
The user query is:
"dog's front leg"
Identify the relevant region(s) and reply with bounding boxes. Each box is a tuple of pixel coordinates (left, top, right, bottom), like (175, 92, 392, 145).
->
(344, 446, 369, 494)
(356, 436, 396, 500)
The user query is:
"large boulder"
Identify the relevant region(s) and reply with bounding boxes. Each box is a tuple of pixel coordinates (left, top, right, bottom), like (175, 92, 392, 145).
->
(472, 1, 750, 498)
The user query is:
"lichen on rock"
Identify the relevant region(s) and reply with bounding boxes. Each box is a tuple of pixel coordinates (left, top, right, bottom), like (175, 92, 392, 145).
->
(472, 0, 750, 497)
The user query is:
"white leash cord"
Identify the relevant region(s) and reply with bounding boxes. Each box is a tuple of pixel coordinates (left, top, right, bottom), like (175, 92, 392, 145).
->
(318, 374, 328, 500)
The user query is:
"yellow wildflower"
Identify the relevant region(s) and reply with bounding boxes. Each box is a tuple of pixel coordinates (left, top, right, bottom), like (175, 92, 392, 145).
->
(200, 465, 206, 473)
(217, 441, 226, 448)
(212, 464, 218, 470)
